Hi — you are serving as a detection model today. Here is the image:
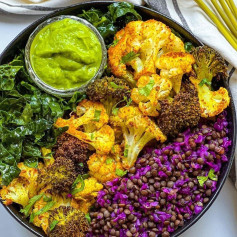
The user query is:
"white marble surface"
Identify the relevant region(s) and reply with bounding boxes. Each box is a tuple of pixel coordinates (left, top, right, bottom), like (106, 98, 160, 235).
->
(0, 13, 237, 237)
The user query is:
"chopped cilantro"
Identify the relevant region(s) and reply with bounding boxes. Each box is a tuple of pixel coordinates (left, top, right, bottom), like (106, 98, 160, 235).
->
(124, 144, 129, 157)
(110, 81, 124, 89)
(20, 193, 44, 217)
(91, 133, 94, 140)
(92, 110, 101, 122)
(116, 169, 127, 177)
(111, 38, 119, 47)
(71, 175, 85, 195)
(85, 213, 91, 223)
(43, 195, 52, 202)
(197, 169, 218, 187)
(49, 220, 59, 231)
(106, 158, 114, 165)
(199, 78, 212, 87)
(121, 51, 140, 64)
(30, 200, 55, 223)
(138, 79, 155, 96)
(112, 107, 119, 115)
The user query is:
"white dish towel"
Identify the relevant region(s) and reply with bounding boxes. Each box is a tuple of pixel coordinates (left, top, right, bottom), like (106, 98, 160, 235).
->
(0, 0, 237, 186)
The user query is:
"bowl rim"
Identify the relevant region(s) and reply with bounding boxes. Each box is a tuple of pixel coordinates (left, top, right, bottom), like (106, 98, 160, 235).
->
(25, 15, 107, 97)
(0, 1, 236, 237)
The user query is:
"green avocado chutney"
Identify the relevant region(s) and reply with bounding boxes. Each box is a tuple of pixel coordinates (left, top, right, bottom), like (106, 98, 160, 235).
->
(30, 18, 102, 90)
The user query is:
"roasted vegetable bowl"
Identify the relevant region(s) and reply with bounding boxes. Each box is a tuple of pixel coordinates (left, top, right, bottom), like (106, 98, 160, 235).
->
(0, 1, 236, 237)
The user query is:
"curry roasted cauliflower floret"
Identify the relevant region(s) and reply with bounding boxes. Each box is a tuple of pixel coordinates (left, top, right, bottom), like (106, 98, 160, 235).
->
(131, 74, 172, 116)
(71, 177, 103, 214)
(75, 99, 109, 132)
(110, 106, 166, 168)
(158, 32, 185, 56)
(156, 52, 195, 94)
(87, 146, 124, 183)
(55, 117, 115, 154)
(108, 19, 185, 86)
(190, 46, 230, 117)
(0, 162, 43, 207)
(73, 177, 103, 201)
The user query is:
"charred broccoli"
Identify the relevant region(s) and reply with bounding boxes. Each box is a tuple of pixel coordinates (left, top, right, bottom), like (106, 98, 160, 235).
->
(190, 46, 230, 117)
(110, 106, 166, 169)
(157, 81, 201, 137)
(37, 157, 77, 194)
(48, 206, 89, 237)
(53, 133, 89, 174)
(86, 76, 130, 116)
(192, 46, 227, 83)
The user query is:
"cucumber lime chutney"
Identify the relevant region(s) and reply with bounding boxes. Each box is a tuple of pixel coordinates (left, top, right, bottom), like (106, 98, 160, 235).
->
(29, 17, 103, 90)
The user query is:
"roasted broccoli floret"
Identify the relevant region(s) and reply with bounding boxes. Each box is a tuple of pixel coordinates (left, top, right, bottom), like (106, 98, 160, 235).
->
(0, 163, 43, 207)
(157, 81, 201, 137)
(86, 76, 130, 116)
(55, 116, 115, 154)
(37, 157, 77, 194)
(53, 133, 89, 174)
(48, 206, 89, 237)
(131, 74, 172, 116)
(190, 46, 230, 117)
(110, 106, 166, 169)
(192, 46, 228, 83)
(156, 52, 195, 94)
(87, 145, 124, 183)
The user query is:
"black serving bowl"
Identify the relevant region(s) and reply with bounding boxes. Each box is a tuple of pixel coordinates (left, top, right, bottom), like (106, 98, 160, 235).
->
(0, 1, 236, 237)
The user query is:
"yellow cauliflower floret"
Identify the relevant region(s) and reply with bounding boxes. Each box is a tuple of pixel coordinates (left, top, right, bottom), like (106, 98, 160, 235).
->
(156, 52, 195, 94)
(73, 177, 103, 201)
(71, 197, 95, 214)
(158, 33, 185, 57)
(108, 19, 186, 86)
(55, 115, 114, 154)
(108, 20, 170, 82)
(0, 177, 29, 207)
(87, 151, 123, 183)
(76, 99, 109, 132)
(0, 163, 43, 207)
(131, 74, 172, 116)
(110, 106, 166, 168)
(190, 77, 230, 117)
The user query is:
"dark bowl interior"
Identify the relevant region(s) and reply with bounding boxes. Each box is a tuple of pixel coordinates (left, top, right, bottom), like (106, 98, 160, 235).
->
(0, 1, 236, 237)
